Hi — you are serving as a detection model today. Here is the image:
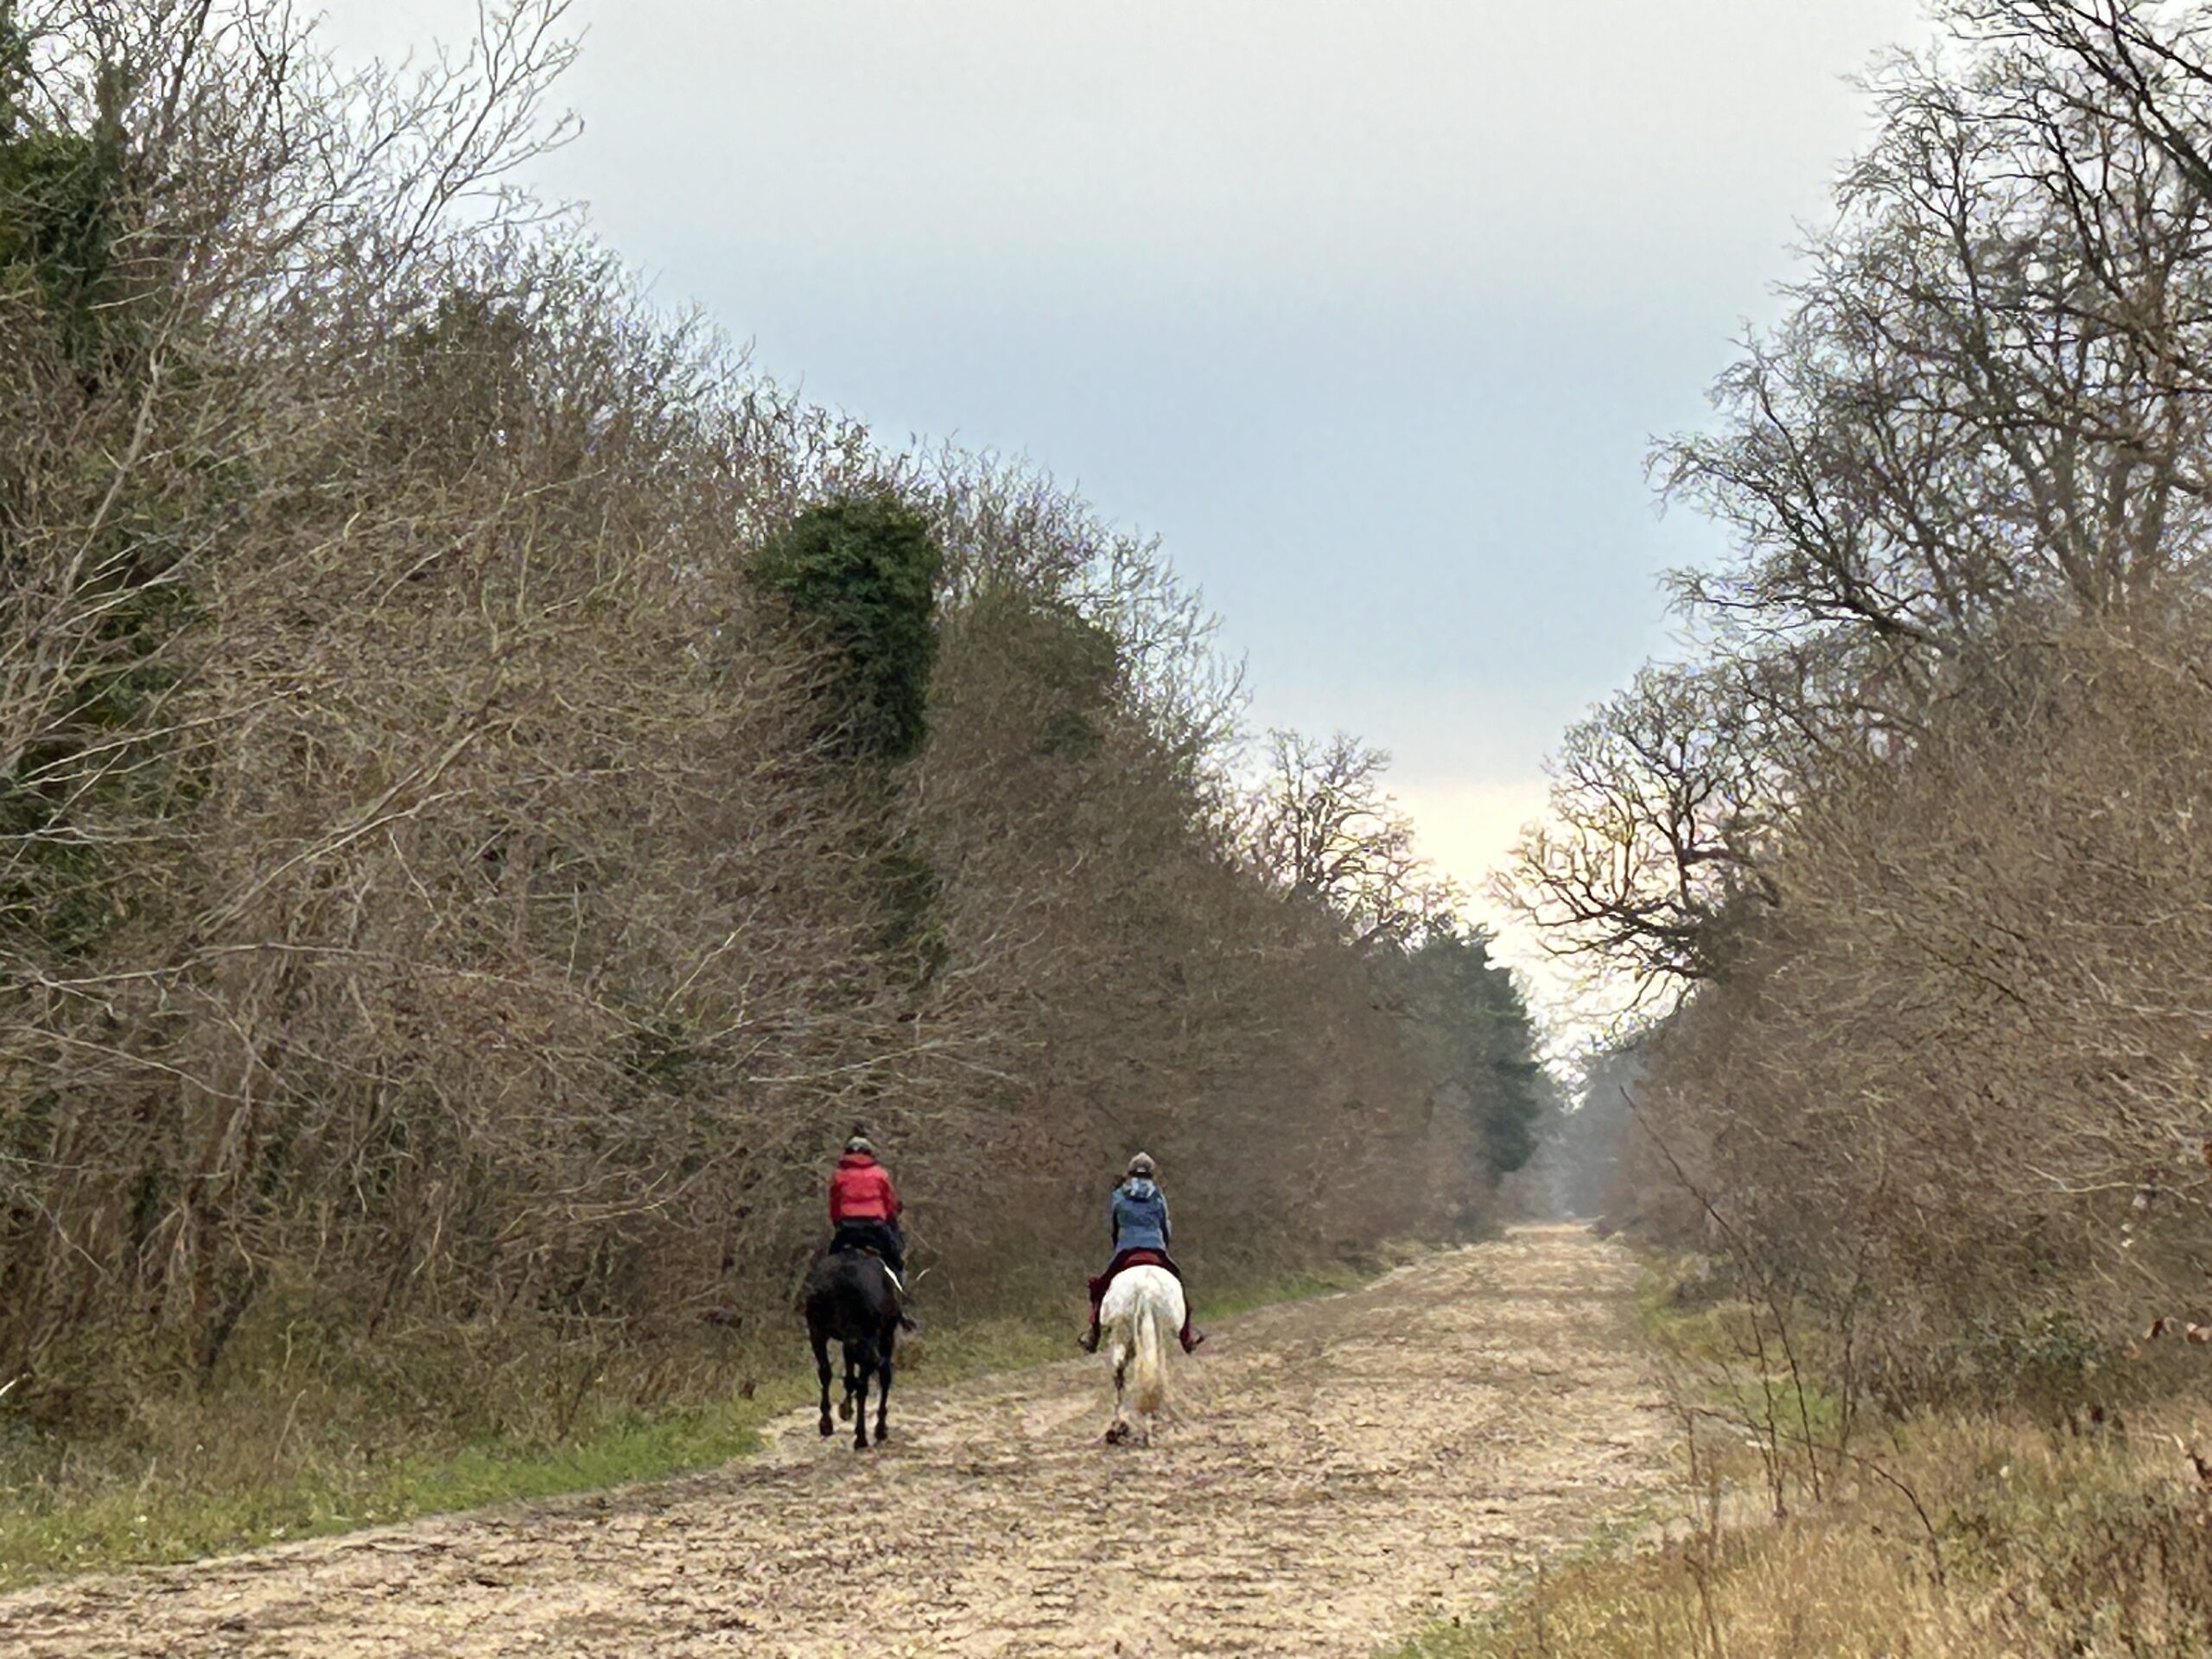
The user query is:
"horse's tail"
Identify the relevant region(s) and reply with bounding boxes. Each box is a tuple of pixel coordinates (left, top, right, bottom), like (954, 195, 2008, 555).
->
(1129, 1281, 1173, 1416)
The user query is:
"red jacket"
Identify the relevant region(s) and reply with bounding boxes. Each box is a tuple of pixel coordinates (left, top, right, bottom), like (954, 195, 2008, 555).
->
(829, 1152, 901, 1224)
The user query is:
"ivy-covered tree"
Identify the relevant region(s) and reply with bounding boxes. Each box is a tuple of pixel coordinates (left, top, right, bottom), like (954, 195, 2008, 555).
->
(0, 4, 131, 376)
(0, 8, 155, 956)
(750, 496, 944, 765)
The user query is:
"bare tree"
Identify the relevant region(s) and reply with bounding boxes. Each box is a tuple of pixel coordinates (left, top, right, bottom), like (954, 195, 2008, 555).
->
(1523, 0, 2212, 1007)
(1661, 2, 2212, 696)
(1502, 664, 1782, 1008)
(1243, 730, 1457, 950)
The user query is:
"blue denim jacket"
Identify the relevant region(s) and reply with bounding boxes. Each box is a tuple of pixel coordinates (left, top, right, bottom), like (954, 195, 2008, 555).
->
(1109, 1178, 1171, 1255)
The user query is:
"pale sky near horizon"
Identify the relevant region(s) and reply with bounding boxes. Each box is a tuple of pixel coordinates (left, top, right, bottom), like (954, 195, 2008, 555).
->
(320, 0, 1936, 1020)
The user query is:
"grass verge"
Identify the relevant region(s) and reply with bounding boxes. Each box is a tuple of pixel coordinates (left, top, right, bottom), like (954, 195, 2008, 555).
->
(1385, 1406, 2212, 1658)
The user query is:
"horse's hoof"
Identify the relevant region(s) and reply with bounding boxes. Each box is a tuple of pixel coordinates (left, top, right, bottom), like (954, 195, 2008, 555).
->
(838, 1398, 855, 1422)
(1103, 1421, 1129, 1445)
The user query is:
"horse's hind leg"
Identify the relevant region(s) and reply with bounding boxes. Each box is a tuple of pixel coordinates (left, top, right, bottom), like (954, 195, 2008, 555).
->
(1104, 1346, 1131, 1445)
(849, 1341, 874, 1451)
(812, 1328, 835, 1438)
(838, 1341, 857, 1422)
(873, 1329, 894, 1445)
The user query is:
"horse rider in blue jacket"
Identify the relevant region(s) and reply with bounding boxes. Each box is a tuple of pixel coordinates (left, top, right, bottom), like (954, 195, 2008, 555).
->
(1079, 1152, 1205, 1354)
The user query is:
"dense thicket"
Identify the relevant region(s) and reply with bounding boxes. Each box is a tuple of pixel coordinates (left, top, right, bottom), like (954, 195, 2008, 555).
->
(1514, 0, 2212, 1397)
(0, 0, 1542, 1427)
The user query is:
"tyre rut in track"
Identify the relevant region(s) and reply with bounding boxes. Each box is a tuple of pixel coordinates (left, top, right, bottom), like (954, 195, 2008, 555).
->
(0, 1224, 1671, 1657)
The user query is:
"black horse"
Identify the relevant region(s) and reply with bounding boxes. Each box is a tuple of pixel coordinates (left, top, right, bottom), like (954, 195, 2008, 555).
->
(803, 1248, 899, 1450)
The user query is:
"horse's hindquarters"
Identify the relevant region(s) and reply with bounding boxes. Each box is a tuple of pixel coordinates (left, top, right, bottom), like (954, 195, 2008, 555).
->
(803, 1255, 900, 1452)
(1098, 1265, 1184, 1332)
(1100, 1266, 1181, 1434)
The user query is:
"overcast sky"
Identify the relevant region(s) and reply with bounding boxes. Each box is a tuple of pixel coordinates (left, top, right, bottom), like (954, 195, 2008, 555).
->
(321, 0, 1935, 1011)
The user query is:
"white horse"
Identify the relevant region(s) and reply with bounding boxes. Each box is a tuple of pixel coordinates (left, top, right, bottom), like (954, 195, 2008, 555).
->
(1098, 1264, 1184, 1446)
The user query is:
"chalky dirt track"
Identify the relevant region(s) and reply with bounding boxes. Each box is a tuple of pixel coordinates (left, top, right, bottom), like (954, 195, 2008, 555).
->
(0, 1225, 1670, 1658)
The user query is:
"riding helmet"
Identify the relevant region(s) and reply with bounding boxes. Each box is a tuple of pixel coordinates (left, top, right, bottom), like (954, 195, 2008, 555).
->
(1126, 1151, 1156, 1178)
(845, 1134, 874, 1155)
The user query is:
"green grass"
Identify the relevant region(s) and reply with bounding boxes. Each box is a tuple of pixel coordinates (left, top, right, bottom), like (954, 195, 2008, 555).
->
(0, 1374, 808, 1589)
(0, 1251, 1397, 1592)
(1204, 1258, 1378, 1318)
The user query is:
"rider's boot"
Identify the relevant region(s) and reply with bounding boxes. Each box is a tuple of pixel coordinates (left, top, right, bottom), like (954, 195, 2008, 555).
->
(1179, 1318, 1206, 1354)
(1077, 1319, 1100, 1353)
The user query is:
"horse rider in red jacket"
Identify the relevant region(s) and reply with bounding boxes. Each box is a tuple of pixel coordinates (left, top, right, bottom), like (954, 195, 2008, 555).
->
(829, 1134, 916, 1328)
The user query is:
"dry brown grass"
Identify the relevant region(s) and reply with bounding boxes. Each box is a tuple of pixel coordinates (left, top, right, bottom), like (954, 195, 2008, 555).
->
(1395, 1255, 2212, 1659)
(1398, 1402, 2212, 1659)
